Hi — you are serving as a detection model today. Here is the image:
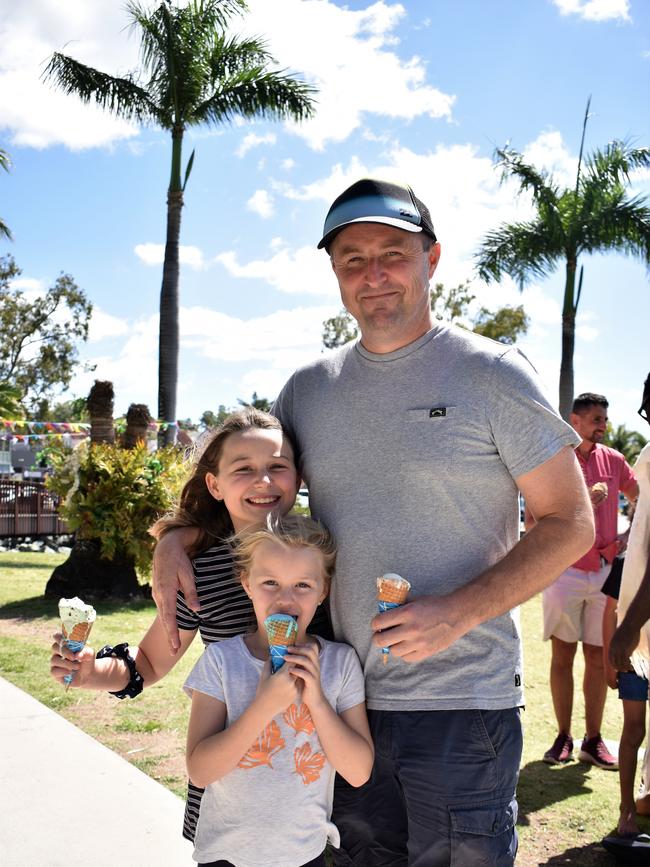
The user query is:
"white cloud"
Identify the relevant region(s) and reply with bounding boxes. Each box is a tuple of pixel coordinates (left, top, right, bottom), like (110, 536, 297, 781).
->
(242, 0, 455, 150)
(236, 132, 276, 157)
(8, 277, 45, 292)
(281, 158, 295, 171)
(1, 0, 455, 152)
(247, 189, 274, 218)
(215, 244, 337, 297)
(576, 324, 600, 341)
(551, 0, 631, 22)
(0, 0, 140, 150)
(88, 307, 130, 342)
(134, 243, 206, 270)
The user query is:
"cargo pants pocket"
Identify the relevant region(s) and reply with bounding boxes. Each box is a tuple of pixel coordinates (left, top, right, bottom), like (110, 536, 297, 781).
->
(449, 797, 518, 866)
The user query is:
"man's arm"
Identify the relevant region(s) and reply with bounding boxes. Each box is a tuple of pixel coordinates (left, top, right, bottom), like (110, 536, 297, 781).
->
(609, 537, 650, 671)
(151, 526, 201, 653)
(372, 445, 594, 662)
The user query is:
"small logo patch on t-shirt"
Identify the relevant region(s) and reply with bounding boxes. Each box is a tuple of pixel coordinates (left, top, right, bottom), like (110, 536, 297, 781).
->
(429, 407, 446, 418)
(514, 673, 521, 687)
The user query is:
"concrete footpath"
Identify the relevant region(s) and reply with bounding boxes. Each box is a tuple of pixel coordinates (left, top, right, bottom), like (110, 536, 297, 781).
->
(0, 676, 193, 866)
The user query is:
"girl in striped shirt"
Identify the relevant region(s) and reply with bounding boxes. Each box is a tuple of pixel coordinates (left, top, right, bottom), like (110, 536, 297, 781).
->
(49, 407, 329, 841)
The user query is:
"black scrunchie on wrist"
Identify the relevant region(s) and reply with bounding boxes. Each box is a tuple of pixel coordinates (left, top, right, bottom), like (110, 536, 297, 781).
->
(96, 642, 144, 699)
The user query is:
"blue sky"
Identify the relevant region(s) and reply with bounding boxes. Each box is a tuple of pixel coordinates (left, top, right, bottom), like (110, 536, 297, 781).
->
(1, 0, 649, 432)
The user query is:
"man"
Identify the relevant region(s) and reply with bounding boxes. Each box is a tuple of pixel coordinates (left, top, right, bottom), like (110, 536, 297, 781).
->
(535, 393, 638, 769)
(609, 374, 650, 819)
(153, 178, 594, 866)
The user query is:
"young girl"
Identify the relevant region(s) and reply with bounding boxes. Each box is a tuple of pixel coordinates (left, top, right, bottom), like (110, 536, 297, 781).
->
(185, 513, 374, 867)
(49, 408, 328, 842)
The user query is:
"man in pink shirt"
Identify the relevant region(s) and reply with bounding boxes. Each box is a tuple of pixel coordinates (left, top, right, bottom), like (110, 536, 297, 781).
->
(539, 393, 639, 768)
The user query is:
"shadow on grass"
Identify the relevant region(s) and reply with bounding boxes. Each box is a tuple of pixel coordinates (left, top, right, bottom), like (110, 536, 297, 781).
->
(0, 559, 59, 570)
(0, 595, 155, 621)
(518, 760, 593, 825)
(538, 840, 617, 865)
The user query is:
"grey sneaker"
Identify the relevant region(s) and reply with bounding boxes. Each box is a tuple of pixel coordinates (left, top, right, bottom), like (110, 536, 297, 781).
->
(578, 734, 618, 770)
(543, 732, 574, 764)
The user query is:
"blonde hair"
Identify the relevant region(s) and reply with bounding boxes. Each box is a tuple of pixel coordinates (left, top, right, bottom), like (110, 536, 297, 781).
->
(150, 408, 295, 557)
(233, 513, 336, 591)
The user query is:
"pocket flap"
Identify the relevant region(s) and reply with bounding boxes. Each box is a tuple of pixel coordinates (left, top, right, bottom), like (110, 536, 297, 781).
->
(450, 799, 517, 837)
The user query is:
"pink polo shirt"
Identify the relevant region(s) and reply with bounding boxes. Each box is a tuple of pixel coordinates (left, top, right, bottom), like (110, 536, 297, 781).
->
(573, 443, 637, 572)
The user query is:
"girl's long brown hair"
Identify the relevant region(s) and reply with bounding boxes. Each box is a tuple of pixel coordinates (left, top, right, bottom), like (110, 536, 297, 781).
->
(150, 408, 293, 558)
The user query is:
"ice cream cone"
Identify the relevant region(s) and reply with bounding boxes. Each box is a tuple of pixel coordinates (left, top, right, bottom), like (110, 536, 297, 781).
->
(59, 597, 96, 689)
(376, 573, 410, 665)
(264, 613, 298, 673)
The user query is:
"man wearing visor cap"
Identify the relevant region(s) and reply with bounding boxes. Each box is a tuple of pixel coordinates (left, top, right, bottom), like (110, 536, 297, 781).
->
(153, 177, 595, 866)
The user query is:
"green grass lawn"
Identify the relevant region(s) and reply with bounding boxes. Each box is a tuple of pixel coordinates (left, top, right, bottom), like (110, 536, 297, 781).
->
(1, 550, 647, 865)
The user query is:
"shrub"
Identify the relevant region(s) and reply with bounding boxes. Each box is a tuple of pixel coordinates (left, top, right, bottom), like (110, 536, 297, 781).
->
(46, 441, 187, 574)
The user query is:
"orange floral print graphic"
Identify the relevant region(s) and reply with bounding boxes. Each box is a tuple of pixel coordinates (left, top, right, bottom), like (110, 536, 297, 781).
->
(238, 720, 285, 770)
(294, 742, 326, 785)
(283, 703, 315, 735)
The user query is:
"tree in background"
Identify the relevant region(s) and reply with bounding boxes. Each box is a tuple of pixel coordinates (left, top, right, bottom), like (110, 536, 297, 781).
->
(200, 406, 230, 429)
(323, 281, 529, 349)
(0, 147, 12, 240)
(604, 423, 647, 466)
(476, 101, 650, 419)
(0, 383, 23, 419)
(0, 255, 92, 416)
(238, 391, 271, 412)
(44, 0, 316, 443)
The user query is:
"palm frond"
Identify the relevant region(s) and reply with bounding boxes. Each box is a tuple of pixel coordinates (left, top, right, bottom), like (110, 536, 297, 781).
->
(475, 221, 562, 288)
(579, 195, 650, 265)
(0, 148, 11, 172)
(495, 145, 561, 216)
(583, 140, 650, 187)
(195, 68, 316, 125)
(42, 53, 157, 123)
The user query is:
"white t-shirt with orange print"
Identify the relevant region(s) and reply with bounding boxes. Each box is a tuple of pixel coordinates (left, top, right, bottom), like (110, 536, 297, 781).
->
(184, 634, 366, 867)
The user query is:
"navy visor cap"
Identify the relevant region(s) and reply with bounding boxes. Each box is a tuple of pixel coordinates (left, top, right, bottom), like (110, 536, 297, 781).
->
(318, 178, 437, 251)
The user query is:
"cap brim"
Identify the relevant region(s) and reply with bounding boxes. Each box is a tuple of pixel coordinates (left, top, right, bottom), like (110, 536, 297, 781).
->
(318, 216, 423, 250)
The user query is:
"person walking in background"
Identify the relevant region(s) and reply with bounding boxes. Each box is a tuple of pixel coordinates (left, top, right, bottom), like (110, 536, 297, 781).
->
(609, 374, 650, 828)
(602, 545, 648, 836)
(153, 178, 595, 866)
(534, 393, 638, 769)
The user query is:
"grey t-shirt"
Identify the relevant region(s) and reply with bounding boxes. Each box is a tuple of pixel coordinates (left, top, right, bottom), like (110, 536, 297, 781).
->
(274, 324, 580, 711)
(184, 635, 365, 867)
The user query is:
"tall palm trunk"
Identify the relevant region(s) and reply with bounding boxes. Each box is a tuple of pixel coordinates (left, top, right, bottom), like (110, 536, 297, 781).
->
(124, 403, 152, 448)
(87, 380, 115, 444)
(158, 124, 185, 445)
(558, 258, 577, 421)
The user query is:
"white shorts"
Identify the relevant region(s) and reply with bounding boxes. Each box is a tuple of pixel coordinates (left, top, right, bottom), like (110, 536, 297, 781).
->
(542, 564, 610, 645)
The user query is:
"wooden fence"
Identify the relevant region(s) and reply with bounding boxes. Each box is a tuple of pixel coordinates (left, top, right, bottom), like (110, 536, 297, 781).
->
(0, 479, 69, 538)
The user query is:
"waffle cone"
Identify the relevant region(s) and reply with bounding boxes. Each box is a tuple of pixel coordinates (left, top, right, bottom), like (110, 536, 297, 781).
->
(377, 574, 410, 605)
(63, 620, 93, 644)
(265, 615, 297, 647)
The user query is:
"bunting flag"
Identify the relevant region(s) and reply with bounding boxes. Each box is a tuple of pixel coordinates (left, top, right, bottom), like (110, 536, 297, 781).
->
(1, 419, 180, 438)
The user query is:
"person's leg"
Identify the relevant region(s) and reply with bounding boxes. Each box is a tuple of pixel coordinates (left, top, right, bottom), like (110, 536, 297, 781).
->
(583, 642, 607, 739)
(637, 703, 650, 815)
(618, 695, 646, 836)
(331, 710, 408, 867)
(390, 708, 522, 867)
(549, 636, 578, 736)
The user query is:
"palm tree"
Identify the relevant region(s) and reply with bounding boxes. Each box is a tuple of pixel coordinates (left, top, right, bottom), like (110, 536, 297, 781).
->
(476, 101, 650, 419)
(43, 0, 316, 442)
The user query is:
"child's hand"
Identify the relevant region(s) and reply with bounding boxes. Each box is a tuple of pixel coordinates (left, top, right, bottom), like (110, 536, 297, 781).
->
(605, 665, 618, 691)
(285, 643, 326, 711)
(255, 658, 301, 717)
(49, 632, 96, 688)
